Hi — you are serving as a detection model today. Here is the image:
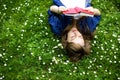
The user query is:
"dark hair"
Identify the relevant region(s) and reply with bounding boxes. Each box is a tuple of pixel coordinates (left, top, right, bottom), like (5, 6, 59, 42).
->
(61, 17, 93, 62)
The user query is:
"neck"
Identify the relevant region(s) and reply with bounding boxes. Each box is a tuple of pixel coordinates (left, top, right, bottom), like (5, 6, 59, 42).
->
(72, 18, 81, 31)
(72, 17, 77, 26)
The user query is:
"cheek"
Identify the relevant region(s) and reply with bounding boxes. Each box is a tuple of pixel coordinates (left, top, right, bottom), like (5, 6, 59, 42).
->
(81, 39, 85, 46)
(68, 32, 73, 37)
(67, 34, 73, 41)
(67, 35, 72, 41)
(78, 38, 84, 46)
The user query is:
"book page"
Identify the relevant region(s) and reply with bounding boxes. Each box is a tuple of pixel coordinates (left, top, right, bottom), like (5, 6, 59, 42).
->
(60, 0, 86, 8)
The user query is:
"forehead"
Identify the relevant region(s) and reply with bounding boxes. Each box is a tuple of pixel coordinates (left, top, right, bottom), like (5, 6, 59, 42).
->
(69, 37, 85, 46)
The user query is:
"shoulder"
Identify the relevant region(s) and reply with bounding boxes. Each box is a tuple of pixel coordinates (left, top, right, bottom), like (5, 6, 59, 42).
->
(86, 16, 101, 31)
(86, 15, 101, 23)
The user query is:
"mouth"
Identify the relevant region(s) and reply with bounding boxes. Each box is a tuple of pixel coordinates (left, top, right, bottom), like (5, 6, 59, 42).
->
(72, 29, 77, 32)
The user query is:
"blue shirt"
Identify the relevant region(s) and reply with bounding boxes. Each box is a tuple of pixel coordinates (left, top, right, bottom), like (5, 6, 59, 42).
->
(48, 0, 101, 36)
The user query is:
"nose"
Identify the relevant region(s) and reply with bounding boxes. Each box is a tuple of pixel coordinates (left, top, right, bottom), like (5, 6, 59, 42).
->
(74, 32, 77, 37)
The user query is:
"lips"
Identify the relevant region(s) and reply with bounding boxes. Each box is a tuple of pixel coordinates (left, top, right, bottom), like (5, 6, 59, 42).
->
(72, 29, 77, 32)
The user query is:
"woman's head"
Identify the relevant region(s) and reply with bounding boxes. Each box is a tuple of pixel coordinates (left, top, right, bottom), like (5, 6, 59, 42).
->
(67, 27, 85, 47)
(61, 20, 91, 62)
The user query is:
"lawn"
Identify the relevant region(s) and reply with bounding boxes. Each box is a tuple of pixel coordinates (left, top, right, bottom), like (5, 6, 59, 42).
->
(0, 0, 120, 80)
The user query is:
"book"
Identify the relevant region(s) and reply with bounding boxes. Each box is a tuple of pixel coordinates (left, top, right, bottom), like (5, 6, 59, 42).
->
(62, 7, 94, 17)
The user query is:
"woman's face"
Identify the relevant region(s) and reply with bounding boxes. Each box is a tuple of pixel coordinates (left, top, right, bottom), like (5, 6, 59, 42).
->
(67, 27, 85, 47)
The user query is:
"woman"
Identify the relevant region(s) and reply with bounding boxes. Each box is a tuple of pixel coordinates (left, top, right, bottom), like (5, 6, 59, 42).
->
(48, 0, 101, 62)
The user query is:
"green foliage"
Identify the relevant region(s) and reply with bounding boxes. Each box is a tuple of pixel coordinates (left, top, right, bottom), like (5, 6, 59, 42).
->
(0, 0, 120, 80)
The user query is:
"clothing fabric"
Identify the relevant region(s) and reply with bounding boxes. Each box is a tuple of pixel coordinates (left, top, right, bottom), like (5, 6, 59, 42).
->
(60, 0, 86, 8)
(48, 0, 101, 36)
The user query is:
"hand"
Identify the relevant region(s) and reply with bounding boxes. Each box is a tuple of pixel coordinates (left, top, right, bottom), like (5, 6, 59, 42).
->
(84, 7, 101, 15)
(50, 5, 68, 14)
(58, 6, 68, 13)
(84, 7, 94, 12)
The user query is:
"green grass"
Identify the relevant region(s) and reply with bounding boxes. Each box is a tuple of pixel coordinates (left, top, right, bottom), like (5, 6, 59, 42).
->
(0, 0, 120, 80)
